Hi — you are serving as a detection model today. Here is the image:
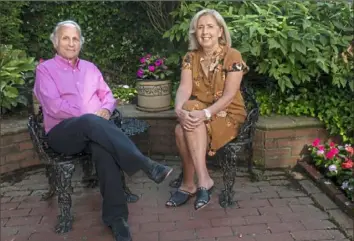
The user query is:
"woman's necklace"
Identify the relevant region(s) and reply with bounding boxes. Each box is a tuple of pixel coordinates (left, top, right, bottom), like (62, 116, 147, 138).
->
(201, 45, 221, 72)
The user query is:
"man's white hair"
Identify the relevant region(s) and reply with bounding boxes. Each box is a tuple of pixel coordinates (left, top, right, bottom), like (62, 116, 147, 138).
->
(188, 9, 231, 50)
(50, 20, 85, 48)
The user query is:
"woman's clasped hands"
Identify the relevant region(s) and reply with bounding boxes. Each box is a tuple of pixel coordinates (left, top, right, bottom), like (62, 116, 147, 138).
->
(176, 109, 206, 131)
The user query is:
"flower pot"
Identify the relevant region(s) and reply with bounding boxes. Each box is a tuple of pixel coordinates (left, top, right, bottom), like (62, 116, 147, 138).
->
(135, 79, 172, 112)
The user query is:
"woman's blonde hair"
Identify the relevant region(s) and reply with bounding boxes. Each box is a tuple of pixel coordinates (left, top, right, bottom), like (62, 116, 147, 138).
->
(188, 9, 231, 51)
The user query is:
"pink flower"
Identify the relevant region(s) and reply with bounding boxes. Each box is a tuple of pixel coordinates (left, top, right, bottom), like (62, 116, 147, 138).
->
(140, 57, 146, 64)
(316, 150, 324, 156)
(39, 58, 44, 63)
(312, 138, 320, 147)
(330, 142, 335, 147)
(146, 54, 151, 59)
(326, 150, 336, 159)
(318, 145, 325, 151)
(345, 146, 353, 156)
(148, 65, 155, 72)
(155, 59, 163, 66)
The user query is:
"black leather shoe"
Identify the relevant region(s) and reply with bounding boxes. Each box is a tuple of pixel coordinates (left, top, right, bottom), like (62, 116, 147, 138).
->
(145, 160, 173, 184)
(110, 217, 132, 241)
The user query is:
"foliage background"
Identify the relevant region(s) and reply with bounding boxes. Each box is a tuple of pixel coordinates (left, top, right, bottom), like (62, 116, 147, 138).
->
(1, 0, 353, 143)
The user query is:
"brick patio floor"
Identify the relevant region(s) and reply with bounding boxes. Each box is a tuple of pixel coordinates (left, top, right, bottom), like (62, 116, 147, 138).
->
(0, 164, 350, 241)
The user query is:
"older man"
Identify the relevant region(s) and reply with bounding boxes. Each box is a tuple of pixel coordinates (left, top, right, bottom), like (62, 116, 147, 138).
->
(34, 20, 173, 241)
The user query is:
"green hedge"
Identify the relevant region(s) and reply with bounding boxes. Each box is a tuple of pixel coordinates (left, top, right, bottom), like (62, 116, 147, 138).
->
(20, 1, 168, 86)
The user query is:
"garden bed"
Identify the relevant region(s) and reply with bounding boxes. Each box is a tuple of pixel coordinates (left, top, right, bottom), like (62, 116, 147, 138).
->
(296, 140, 354, 218)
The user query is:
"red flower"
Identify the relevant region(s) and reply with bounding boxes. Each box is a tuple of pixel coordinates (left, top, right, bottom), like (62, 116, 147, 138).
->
(330, 142, 335, 147)
(39, 58, 44, 63)
(341, 160, 353, 169)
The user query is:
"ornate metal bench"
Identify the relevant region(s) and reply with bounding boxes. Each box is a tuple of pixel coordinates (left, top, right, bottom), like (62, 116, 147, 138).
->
(27, 107, 149, 233)
(169, 85, 259, 208)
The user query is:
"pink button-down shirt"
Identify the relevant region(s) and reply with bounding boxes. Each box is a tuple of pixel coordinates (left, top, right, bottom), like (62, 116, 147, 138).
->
(34, 55, 117, 133)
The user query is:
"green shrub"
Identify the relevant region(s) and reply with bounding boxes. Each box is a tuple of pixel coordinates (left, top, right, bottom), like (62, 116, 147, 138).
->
(164, 0, 353, 91)
(20, 1, 168, 86)
(111, 85, 137, 104)
(0, 1, 28, 49)
(0, 45, 36, 114)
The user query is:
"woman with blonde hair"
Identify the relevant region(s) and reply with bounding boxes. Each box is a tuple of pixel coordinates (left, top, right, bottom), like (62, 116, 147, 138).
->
(166, 9, 249, 210)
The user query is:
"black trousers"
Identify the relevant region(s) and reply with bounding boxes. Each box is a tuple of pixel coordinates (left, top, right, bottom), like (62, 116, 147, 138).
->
(47, 114, 149, 226)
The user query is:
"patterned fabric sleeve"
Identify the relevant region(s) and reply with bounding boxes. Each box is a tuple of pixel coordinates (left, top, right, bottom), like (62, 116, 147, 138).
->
(181, 52, 193, 70)
(225, 49, 249, 74)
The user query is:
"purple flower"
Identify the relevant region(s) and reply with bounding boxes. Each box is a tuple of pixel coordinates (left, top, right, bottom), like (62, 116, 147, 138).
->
(148, 65, 155, 72)
(137, 68, 144, 78)
(155, 59, 163, 66)
(328, 164, 337, 173)
(140, 57, 146, 64)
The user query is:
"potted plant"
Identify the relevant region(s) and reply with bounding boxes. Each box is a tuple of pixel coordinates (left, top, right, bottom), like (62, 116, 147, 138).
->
(135, 53, 173, 112)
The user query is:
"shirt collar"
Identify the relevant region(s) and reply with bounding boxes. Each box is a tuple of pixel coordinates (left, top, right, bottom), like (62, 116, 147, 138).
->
(54, 54, 81, 70)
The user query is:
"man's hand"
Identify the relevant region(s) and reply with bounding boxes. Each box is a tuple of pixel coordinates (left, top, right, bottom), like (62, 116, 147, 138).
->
(95, 108, 111, 120)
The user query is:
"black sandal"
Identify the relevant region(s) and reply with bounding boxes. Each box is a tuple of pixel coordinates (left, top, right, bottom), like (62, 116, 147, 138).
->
(165, 189, 196, 207)
(194, 186, 214, 211)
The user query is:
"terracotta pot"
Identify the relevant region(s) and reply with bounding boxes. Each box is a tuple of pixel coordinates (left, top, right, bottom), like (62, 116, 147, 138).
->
(135, 79, 172, 112)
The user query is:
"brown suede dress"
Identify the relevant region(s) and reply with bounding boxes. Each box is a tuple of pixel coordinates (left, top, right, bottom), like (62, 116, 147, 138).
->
(181, 46, 249, 156)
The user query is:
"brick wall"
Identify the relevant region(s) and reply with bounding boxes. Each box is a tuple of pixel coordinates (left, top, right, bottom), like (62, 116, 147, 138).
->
(131, 118, 179, 156)
(0, 132, 40, 174)
(0, 113, 330, 175)
(253, 127, 328, 168)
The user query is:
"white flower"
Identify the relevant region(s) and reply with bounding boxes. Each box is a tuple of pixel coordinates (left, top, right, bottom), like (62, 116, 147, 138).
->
(317, 150, 324, 156)
(123, 85, 129, 89)
(328, 164, 337, 173)
(341, 181, 349, 190)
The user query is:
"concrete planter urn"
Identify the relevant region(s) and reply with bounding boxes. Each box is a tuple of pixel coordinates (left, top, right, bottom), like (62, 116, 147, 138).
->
(135, 79, 172, 112)
(135, 53, 173, 112)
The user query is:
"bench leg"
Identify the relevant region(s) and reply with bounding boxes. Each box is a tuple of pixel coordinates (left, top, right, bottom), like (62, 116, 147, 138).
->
(55, 163, 75, 233)
(169, 171, 183, 188)
(82, 158, 98, 188)
(120, 169, 139, 203)
(41, 165, 56, 201)
(219, 145, 238, 208)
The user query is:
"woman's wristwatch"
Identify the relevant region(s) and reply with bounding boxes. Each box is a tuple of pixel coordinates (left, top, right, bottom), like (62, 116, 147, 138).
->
(203, 109, 211, 120)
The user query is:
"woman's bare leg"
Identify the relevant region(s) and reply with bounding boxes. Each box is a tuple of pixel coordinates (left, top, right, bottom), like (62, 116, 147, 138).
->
(175, 124, 196, 193)
(184, 123, 214, 189)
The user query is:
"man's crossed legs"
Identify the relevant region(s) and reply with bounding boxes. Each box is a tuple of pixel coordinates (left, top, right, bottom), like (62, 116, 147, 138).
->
(47, 114, 173, 241)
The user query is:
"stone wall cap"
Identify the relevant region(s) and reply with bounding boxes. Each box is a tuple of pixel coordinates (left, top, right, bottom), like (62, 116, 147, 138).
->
(1, 118, 28, 136)
(0, 104, 325, 136)
(257, 115, 324, 130)
(117, 104, 177, 119)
